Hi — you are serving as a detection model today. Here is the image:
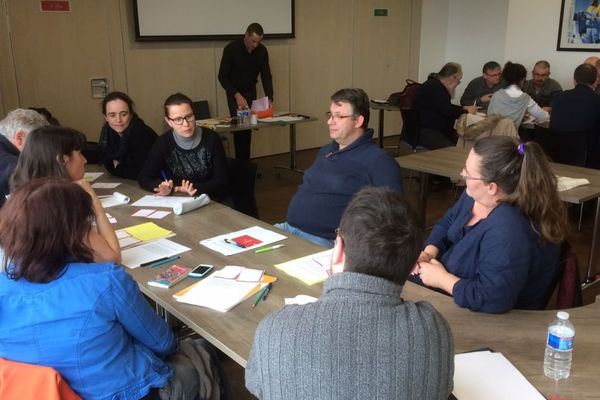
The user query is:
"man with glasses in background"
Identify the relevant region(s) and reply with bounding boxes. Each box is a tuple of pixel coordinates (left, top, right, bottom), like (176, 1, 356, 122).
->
(275, 88, 403, 248)
(138, 92, 230, 201)
(522, 60, 562, 107)
(460, 61, 505, 108)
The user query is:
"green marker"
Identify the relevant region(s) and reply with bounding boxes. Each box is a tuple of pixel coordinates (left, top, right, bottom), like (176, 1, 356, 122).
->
(255, 244, 285, 254)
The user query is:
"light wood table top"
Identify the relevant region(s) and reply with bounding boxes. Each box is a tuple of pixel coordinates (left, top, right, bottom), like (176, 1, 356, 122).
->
(94, 171, 600, 398)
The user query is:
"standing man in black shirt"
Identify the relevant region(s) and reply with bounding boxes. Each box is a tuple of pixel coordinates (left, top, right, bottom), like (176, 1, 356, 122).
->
(218, 22, 273, 160)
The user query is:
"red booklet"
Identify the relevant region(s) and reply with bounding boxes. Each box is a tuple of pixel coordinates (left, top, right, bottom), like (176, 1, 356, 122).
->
(232, 235, 262, 248)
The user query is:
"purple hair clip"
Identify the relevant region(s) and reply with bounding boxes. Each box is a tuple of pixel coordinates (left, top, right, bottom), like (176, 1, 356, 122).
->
(517, 143, 525, 155)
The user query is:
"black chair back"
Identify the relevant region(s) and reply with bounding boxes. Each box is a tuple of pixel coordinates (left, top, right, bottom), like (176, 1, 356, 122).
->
(533, 125, 588, 167)
(192, 100, 211, 120)
(227, 158, 259, 218)
(400, 108, 421, 151)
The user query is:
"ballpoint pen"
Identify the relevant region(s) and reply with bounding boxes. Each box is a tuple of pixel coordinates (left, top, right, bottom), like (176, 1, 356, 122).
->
(255, 244, 285, 254)
(140, 255, 180, 268)
(261, 283, 273, 300)
(252, 285, 269, 307)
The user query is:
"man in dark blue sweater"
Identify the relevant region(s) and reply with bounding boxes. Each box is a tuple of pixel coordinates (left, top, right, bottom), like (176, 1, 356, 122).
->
(276, 88, 403, 247)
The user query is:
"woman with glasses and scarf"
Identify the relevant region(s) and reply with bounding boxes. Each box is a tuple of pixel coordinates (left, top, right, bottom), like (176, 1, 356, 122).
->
(138, 92, 229, 201)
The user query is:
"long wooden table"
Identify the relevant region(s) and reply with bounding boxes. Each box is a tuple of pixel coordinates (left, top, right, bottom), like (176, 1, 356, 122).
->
(198, 114, 317, 174)
(397, 146, 600, 282)
(94, 173, 600, 398)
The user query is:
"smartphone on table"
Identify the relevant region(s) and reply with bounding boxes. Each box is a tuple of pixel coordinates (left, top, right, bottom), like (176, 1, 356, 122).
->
(189, 264, 214, 279)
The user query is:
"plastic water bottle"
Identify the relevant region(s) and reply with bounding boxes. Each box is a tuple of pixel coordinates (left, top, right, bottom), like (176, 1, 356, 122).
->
(236, 109, 244, 125)
(543, 311, 575, 380)
(243, 107, 251, 125)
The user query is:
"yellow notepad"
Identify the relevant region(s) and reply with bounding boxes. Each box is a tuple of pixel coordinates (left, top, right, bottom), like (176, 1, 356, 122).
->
(274, 249, 332, 285)
(123, 222, 173, 242)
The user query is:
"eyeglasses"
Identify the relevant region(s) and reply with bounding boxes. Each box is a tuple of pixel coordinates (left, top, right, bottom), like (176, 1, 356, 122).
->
(326, 112, 355, 121)
(460, 167, 486, 181)
(168, 113, 195, 125)
(485, 72, 502, 78)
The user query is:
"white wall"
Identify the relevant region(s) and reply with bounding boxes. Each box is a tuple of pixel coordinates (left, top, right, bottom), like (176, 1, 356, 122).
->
(419, 0, 600, 101)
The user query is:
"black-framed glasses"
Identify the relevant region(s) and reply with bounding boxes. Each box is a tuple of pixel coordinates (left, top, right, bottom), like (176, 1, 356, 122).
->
(168, 113, 195, 125)
(459, 167, 485, 181)
(326, 111, 355, 121)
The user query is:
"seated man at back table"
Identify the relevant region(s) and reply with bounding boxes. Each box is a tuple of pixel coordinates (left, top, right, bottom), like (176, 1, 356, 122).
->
(460, 61, 505, 108)
(412, 62, 477, 149)
(138, 92, 230, 200)
(584, 56, 600, 94)
(522, 60, 562, 107)
(551, 63, 600, 168)
(276, 88, 403, 248)
(246, 187, 454, 400)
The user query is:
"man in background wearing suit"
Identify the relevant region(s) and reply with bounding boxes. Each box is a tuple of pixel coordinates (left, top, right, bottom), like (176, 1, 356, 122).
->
(218, 22, 273, 160)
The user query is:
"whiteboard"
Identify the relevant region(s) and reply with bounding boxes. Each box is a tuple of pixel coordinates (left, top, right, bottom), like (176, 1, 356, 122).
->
(133, 0, 295, 41)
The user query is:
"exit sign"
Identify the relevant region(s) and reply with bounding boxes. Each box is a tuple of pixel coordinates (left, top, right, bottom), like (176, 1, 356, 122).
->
(40, 1, 71, 12)
(374, 9, 388, 17)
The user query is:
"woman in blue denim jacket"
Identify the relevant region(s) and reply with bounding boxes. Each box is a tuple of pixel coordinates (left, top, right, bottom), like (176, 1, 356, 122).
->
(0, 178, 190, 400)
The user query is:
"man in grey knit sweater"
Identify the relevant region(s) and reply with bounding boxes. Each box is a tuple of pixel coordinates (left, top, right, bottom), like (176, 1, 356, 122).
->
(245, 187, 454, 400)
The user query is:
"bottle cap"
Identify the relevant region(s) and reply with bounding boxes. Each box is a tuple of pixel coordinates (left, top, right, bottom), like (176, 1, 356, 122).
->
(557, 311, 570, 320)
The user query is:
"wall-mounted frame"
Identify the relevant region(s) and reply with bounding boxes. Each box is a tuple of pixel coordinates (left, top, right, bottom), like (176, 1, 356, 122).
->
(133, 0, 294, 42)
(557, 0, 600, 51)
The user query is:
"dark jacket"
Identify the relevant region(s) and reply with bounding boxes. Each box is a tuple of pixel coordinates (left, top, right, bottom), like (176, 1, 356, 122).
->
(0, 135, 19, 207)
(413, 78, 465, 135)
(99, 114, 157, 180)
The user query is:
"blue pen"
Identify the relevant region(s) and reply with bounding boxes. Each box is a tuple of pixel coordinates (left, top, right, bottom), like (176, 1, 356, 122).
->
(160, 170, 169, 182)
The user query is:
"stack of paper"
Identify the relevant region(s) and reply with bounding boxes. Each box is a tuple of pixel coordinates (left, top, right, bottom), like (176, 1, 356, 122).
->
(121, 238, 191, 269)
(200, 226, 286, 256)
(116, 222, 174, 248)
(132, 195, 195, 209)
(453, 351, 545, 400)
(174, 266, 275, 312)
(274, 249, 332, 285)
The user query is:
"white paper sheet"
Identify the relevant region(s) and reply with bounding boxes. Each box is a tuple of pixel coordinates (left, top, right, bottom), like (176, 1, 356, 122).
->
(84, 172, 103, 182)
(453, 351, 545, 400)
(92, 182, 121, 189)
(258, 115, 304, 123)
(174, 275, 259, 312)
(147, 210, 171, 219)
(121, 238, 191, 269)
(132, 209, 155, 217)
(251, 96, 270, 112)
(132, 195, 195, 208)
(200, 226, 287, 256)
(100, 192, 130, 208)
(274, 249, 333, 285)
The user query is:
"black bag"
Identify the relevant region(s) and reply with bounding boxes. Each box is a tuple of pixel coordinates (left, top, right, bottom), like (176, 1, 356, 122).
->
(387, 79, 421, 109)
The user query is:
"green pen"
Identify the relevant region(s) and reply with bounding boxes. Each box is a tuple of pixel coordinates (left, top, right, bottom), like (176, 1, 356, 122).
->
(255, 244, 285, 254)
(252, 285, 269, 307)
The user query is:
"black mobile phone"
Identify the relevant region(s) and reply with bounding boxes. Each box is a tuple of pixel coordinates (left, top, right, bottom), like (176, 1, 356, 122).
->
(189, 264, 214, 278)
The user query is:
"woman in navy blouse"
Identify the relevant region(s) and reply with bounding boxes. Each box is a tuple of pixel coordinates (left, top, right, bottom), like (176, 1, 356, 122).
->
(412, 136, 568, 313)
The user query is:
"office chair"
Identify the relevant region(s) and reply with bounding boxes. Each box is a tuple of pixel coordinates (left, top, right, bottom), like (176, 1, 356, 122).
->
(193, 100, 231, 157)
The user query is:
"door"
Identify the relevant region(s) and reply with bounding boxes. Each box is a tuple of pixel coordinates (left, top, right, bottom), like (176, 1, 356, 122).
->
(5, 0, 118, 141)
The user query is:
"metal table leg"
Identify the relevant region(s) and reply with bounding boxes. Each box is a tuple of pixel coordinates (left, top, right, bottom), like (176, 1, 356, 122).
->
(275, 123, 304, 174)
(585, 197, 600, 283)
(378, 109, 385, 148)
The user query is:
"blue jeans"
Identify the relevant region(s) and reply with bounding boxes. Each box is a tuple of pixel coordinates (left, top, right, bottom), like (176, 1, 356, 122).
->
(274, 222, 334, 248)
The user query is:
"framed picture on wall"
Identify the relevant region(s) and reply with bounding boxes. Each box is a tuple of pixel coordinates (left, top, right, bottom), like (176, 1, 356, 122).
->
(557, 0, 600, 51)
